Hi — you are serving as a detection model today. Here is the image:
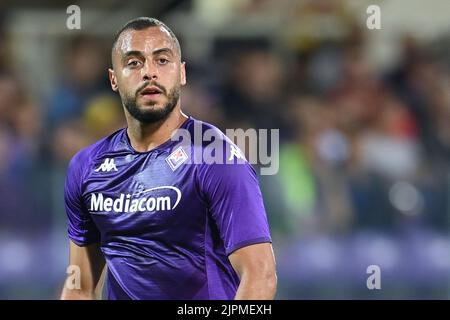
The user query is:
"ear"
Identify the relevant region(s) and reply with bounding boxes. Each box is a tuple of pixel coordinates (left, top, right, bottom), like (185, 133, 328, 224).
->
(180, 61, 186, 86)
(108, 68, 119, 92)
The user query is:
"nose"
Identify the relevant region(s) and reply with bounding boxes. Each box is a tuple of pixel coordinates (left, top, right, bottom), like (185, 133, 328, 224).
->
(142, 61, 158, 81)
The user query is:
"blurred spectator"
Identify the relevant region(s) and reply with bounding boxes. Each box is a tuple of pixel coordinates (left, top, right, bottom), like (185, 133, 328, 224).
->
(0, 73, 47, 234)
(82, 94, 125, 142)
(219, 47, 291, 138)
(50, 120, 90, 166)
(0, 74, 41, 180)
(46, 36, 110, 129)
(386, 36, 450, 164)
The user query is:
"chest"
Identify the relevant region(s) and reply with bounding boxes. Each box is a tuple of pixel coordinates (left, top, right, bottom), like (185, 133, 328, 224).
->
(80, 153, 205, 240)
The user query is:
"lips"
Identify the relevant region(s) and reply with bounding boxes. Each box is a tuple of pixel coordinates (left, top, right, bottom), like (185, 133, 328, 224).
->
(140, 86, 163, 95)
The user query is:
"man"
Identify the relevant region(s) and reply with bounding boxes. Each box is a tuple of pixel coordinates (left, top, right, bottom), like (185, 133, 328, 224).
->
(61, 17, 276, 300)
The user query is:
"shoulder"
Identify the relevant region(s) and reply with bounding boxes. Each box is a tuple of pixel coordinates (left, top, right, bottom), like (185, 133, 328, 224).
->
(66, 128, 126, 178)
(182, 117, 245, 161)
(184, 117, 230, 143)
(182, 118, 257, 183)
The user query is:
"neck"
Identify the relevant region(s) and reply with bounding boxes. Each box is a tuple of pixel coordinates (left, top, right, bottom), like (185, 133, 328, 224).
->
(125, 104, 188, 152)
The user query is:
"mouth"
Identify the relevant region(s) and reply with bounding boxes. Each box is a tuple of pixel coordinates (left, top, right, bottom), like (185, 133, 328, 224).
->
(139, 86, 163, 98)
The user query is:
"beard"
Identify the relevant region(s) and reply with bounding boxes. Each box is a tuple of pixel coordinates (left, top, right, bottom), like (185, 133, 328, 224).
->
(121, 82, 180, 124)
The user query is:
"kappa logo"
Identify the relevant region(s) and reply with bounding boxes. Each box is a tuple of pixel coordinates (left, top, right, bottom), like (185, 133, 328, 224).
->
(166, 146, 188, 171)
(229, 145, 245, 161)
(94, 158, 118, 172)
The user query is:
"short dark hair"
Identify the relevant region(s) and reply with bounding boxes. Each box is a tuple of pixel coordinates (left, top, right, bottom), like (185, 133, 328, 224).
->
(111, 17, 181, 58)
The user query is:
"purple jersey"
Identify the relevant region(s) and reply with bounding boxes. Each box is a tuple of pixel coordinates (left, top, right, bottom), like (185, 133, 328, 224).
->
(64, 116, 272, 300)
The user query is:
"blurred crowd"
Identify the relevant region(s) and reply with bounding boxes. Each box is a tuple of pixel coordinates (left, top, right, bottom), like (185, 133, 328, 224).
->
(0, 0, 449, 299)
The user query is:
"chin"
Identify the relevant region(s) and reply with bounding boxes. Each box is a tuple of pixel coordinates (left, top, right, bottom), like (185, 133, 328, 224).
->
(139, 97, 166, 108)
(138, 102, 163, 110)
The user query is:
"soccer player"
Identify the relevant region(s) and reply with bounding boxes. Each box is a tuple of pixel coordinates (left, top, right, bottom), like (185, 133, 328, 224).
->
(60, 17, 276, 300)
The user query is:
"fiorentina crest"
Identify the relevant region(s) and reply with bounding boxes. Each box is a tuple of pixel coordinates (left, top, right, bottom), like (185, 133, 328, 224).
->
(166, 146, 188, 171)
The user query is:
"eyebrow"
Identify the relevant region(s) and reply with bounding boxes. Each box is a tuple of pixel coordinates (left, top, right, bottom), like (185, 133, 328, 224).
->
(122, 50, 145, 60)
(152, 47, 174, 56)
(121, 48, 174, 60)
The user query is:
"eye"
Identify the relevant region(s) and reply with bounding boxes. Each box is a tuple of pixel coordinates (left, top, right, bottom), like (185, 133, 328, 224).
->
(127, 60, 141, 67)
(158, 58, 169, 65)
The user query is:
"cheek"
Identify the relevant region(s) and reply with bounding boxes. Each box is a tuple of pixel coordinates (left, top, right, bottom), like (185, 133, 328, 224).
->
(122, 68, 134, 78)
(162, 65, 181, 85)
(118, 69, 140, 90)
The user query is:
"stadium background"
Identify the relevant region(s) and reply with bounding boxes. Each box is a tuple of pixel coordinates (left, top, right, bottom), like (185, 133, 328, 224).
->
(0, 0, 449, 299)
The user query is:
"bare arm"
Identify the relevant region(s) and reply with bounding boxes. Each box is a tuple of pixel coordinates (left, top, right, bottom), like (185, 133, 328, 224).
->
(228, 242, 277, 300)
(60, 240, 106, 300)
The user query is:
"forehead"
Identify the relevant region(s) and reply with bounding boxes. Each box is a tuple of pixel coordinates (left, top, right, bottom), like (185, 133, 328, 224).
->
(115, 26, 177, 56)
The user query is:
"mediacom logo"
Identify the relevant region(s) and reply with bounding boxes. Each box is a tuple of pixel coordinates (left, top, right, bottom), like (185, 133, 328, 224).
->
(89, 186, 181, 213)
